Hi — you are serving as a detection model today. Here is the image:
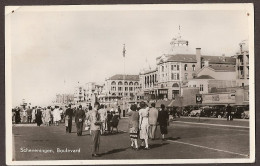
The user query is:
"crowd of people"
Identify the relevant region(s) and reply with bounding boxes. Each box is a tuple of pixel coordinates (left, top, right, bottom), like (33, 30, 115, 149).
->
(12, 101, 170, 157)
(12, 106, 66, 126)
(127, 101, 169, 150)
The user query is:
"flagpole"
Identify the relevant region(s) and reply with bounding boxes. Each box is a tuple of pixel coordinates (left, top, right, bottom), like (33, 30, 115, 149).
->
(123, 44, 126, 113)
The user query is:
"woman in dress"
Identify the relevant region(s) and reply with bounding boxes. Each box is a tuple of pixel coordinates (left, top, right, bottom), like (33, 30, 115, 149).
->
(158, 104, 169, 141)
(128, 104, 139, 150)
(53, 106, 61, 126)
(32, 107, 36, 123)
(138, 101, 150, 150)
(35, 107, 43, 126)
(42, 108, 46, 125)
(44, 106, 51, 126)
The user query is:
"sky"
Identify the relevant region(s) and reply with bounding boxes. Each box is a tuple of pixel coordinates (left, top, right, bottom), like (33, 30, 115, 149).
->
(7, 5, 250, 106)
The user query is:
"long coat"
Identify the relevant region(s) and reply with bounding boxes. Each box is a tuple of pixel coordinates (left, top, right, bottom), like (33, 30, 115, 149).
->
(75, 108, 85, 123)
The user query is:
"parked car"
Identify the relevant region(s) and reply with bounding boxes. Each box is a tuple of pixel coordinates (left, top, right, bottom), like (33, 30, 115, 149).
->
(211, 105, 226, 118)
(200, 106, 214, 117)
(233, 105, 249, 119)
(183, 106, 194, 116)
(188, 108, 201, 117)
(241, 110, 249, 119)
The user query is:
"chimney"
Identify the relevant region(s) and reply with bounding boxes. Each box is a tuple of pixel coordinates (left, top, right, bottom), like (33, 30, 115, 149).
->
(196, 48, 201, 69)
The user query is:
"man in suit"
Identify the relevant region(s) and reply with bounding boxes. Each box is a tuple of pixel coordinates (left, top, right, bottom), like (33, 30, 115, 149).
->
(65, 104, 74, 133)
(148, 103, 159, 140)
(75, 105, 85, 136)
(226, 104, 232, 121)
(86, 102, 101, 157)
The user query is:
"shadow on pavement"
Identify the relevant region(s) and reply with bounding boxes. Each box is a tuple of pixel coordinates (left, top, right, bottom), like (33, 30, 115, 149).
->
(167, 137, 181, 141)
(150, 142, 169, 149)
(100, 147, 128, 156)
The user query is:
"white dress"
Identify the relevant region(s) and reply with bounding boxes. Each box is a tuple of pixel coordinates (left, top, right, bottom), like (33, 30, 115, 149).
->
(53, 108, 61, 122)
(139, 107, 150, 139)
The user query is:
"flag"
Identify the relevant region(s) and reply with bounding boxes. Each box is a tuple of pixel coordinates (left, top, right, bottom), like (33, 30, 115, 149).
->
(123, 44, 126, 57)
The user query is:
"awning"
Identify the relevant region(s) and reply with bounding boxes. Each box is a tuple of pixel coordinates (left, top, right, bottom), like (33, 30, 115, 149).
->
(155, 100, 172, 108)
(168, 98, 182, 107)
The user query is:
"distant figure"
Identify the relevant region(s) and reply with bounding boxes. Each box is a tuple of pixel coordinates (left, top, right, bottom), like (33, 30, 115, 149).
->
(139, 101, 150, 150)
(27, 106, 32, 123)
(53, 106, 61, 126)
(35, 107, 43, 126)
(148, 103, 158, 140)
(106, 111, 113, 133)
(128, 104, 139, 150)
(86, 102, 102, 157)
(22, 107, 27, 123)
(226, 104, 233, 121)
(65, 104, 74, 133)
(15, 107, 21, 124)
(75, 105, 86, 136)
(110, 112, 119, 133)
(98, 105, 107, 135)
(158, 104, 169, 141)
(45, 106, 51, 126)
(117, 106, 122, 119)
(32, 107, 36, 123)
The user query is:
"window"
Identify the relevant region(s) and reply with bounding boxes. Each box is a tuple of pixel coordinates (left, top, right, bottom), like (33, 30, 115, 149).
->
(171, 73, 174, 80)
(185, 73, 188, 80)
(193, 85, 196, 87)
(118, 87, 122, 91)
(125, 87, 128, 91)
(177, 65, 179, 71)
(171, 65, 177, 71)
(200, 84, 204, 91)
(192, 64, 195, 71)
(184, 64, 188, 71)
(124, 82, 128, 85)
(177, 73, 179, 80)
(129, 82, 133, 86)
(111, 87, 116, 91)
(162, 66, 164, 72)
(111, 81, 116, 85)
(129, 87, 133, 91)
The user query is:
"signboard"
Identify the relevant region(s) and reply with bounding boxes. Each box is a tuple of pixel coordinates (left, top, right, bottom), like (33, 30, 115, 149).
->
(196, 94, 203, 104)
(202, 93, 236, 104)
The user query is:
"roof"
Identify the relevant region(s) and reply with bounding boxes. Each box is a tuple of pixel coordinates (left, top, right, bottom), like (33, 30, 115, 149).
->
(157, 54, 236, 64)
(107, 74, 139, 81)
(209, 65, 236, 72)
(195, 75, 215, 79)
(202, 56, 236, 64)
(166, 54, 197, 63)
(141, 68, 157, 75)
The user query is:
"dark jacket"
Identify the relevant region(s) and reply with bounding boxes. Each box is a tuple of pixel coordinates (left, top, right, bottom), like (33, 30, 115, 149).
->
(158, 110, 169, 126)
(65, 108, 74, 119)
(75, 108, 85, 123)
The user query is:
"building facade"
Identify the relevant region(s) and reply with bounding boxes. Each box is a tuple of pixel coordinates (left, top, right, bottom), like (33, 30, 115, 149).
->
(104, 74, 140, 98)
(140, 31, 236, 100)
(235, 39, 249, 87)
(56, 94, 74, 104)
(85, 82, 104, 104)
(74, 86, 86, 103)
